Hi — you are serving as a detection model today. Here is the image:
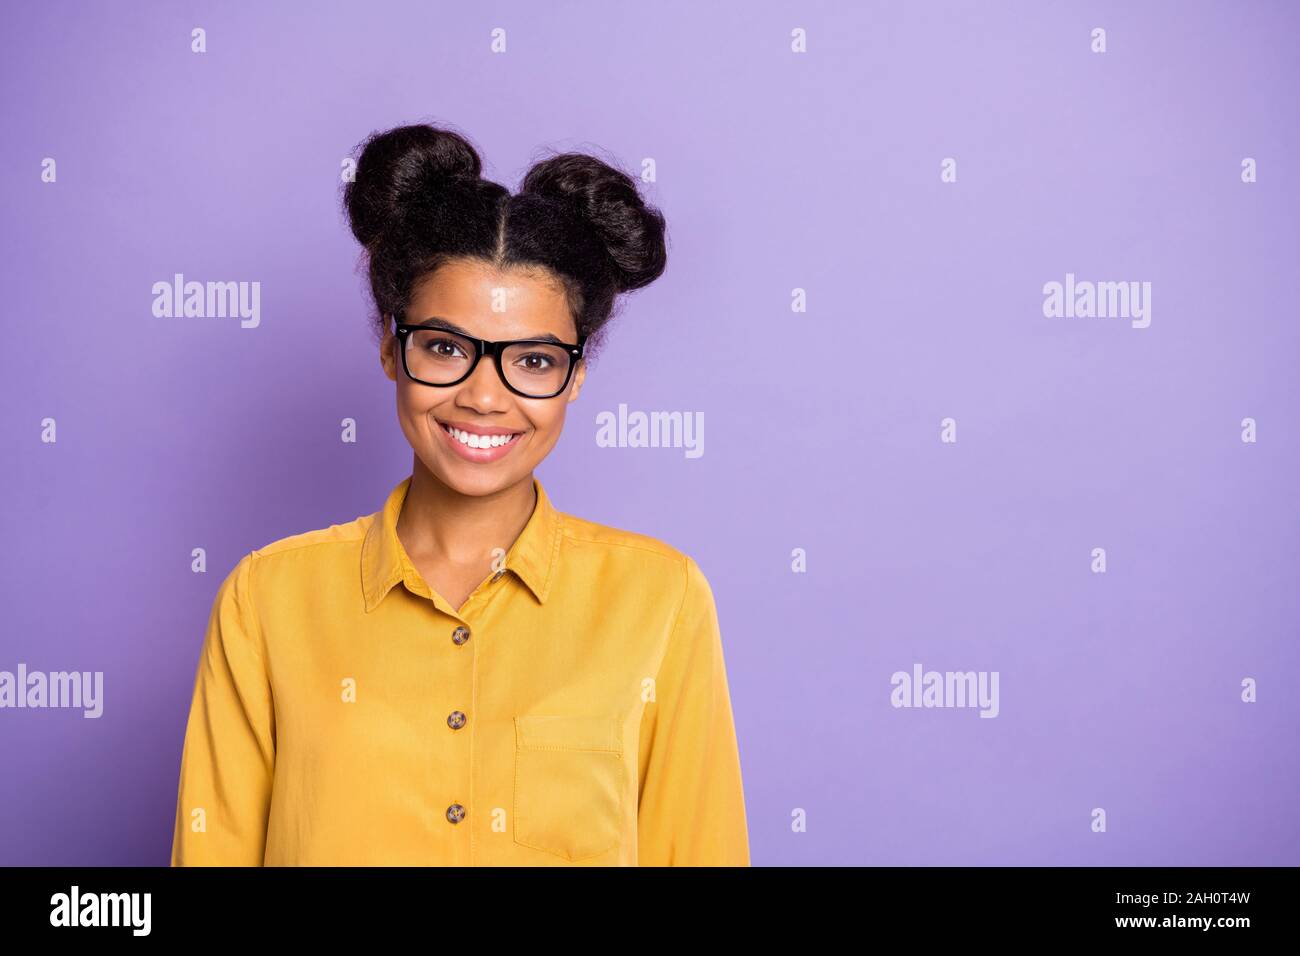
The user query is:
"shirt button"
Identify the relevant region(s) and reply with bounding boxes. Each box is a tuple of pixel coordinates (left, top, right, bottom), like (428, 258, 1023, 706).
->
(447, 710, 466, 730)
(451, 625, 470, 645)
(446, 803, 465, 824)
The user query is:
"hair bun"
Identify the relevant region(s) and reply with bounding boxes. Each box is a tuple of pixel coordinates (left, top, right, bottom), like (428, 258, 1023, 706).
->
(343, 124, 483, 248)
(519, 153, 666, 294)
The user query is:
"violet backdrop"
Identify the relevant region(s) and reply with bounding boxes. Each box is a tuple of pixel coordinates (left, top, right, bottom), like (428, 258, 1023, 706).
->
(2, 0, 1297, 865)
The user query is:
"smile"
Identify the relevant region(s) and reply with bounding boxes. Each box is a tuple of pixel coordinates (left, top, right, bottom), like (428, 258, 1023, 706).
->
(436, 420, 525, 463)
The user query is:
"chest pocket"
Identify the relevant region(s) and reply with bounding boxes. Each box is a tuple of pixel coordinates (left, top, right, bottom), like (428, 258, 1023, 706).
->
(513, 714, 625, 862)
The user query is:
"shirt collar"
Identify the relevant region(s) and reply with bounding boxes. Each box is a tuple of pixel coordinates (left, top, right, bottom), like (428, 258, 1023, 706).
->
(361, 474, 562, 613)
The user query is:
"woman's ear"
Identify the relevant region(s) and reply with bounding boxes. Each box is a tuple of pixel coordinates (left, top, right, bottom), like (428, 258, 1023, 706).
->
(379, 317, 398, 381)
(567, 358, 586, 403)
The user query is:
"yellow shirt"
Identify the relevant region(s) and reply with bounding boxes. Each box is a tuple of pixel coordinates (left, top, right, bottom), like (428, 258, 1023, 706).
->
(170, 474, 750, 866)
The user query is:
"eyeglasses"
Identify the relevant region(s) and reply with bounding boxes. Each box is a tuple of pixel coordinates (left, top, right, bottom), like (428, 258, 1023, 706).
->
(392, 314, 586, 399)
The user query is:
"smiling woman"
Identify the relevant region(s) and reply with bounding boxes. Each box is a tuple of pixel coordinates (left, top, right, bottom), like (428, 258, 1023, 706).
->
(169, 122, 751, 867)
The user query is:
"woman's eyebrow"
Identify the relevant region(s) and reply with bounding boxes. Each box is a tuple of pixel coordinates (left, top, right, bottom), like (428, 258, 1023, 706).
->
(411, 316, 566, 344)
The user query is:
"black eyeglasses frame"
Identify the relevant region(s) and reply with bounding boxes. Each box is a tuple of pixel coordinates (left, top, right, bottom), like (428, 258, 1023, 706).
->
(391, 314, 586, 400)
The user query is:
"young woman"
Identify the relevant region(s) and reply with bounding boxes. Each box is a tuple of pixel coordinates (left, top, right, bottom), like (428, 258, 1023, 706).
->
(170, 123, 750, 866)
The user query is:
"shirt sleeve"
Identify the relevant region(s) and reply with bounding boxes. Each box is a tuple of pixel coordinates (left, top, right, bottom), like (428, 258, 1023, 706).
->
(170, 553, 276, 866)
(637, 555, 751, 866)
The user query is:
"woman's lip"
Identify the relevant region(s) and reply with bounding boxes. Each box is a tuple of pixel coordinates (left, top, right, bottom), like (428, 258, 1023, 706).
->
(435, 418, 522, 437)
(437, 420, 524, 463)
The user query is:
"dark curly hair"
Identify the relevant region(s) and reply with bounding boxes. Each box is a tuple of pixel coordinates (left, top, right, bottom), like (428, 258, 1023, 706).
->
(340, 121, 668, 362)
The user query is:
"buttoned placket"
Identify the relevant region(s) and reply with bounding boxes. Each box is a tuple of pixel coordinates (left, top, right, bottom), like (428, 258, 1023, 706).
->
(400, 561, 515, 866)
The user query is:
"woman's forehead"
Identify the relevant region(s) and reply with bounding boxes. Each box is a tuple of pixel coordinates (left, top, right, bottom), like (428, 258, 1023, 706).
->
(410, 261, 575, 339)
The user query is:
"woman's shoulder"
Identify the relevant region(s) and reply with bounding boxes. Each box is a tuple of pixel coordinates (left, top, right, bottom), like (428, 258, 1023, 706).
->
(246, 512, 372, 565)
(213, 513, 372, 606)
(555, 511, 719, 613)
(557, 510, 696, 571)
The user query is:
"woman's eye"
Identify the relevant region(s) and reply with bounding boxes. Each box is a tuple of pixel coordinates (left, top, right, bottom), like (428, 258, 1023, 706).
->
(516, 352, 555, 371)
(426, 338, 465, 358)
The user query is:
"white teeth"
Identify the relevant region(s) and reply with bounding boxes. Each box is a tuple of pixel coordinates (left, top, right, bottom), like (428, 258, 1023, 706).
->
(443, 424, 518, 449)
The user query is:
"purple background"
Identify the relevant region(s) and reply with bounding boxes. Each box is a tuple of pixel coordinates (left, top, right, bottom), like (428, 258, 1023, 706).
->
(2, 0, 1297, 866)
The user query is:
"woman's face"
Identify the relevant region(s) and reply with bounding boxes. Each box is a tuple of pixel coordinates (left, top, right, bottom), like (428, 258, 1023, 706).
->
(379, 258, 586, 498)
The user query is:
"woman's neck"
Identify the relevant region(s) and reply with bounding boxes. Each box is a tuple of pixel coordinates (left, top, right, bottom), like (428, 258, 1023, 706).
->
(395, 461, 537, 570)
